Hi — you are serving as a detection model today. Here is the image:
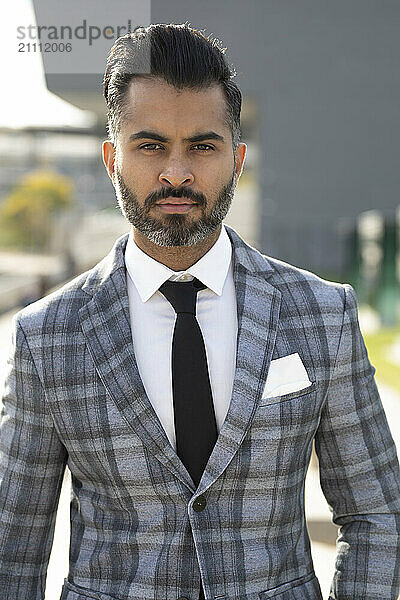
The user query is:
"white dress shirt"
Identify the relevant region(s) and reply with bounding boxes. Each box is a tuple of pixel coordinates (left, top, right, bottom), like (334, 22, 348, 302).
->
(124, 224, 238, 452)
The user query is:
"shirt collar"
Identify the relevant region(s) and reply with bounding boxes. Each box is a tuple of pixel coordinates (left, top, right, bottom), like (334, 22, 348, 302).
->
(124, 224, 232, 302)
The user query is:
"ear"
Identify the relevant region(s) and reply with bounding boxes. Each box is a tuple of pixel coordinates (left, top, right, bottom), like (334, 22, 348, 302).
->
(234, 142, 247, 182)
(102, 141, 116, 184)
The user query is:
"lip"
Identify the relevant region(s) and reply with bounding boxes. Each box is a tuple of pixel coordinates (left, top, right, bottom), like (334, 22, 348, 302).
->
(156, 203, 197, 214)
(155, 197, 198, 214)
(156, 198, 197, 205)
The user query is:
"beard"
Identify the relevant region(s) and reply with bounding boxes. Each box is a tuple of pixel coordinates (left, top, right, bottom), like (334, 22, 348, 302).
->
(114, 167, 236, 247)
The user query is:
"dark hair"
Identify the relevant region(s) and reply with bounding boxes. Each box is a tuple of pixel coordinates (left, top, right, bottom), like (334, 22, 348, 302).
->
(103, 23, 242, 148)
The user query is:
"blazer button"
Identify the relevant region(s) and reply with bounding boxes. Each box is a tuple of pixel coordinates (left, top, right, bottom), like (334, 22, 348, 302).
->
(192, 495, 207, 512)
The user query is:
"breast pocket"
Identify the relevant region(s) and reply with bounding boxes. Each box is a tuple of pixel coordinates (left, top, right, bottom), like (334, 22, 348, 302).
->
(259, 381, 317, 407)
(250, 380, 321, 453)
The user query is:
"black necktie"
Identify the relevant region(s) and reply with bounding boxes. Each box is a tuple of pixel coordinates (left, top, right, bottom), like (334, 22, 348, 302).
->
(159, 277, 218, 488)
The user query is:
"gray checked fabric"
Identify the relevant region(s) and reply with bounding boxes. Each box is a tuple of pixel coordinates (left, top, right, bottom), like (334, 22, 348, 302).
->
(0, 224, 399, 600)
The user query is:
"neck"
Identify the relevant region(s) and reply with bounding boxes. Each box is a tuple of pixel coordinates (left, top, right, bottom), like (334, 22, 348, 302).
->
(132, 225, 222, 271)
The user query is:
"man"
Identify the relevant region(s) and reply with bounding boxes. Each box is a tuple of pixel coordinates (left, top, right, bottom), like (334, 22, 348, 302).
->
(0, 23, 399, 600)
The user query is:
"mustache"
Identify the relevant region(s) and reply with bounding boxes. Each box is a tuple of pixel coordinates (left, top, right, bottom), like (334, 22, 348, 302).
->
(144, 186, 207, 208)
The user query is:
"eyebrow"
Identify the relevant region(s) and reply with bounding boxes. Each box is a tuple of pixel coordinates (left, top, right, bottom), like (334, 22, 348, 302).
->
(128, 130, 225, 144)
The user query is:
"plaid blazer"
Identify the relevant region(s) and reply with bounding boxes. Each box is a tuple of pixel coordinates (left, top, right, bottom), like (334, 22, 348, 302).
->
(1, 224, 399, 600)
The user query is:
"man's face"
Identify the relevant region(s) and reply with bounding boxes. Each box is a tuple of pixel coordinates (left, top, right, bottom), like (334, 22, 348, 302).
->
(103, 77, 246, 247)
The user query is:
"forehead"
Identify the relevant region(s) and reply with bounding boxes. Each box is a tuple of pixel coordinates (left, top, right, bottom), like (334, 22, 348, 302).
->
(121, 77, 229, 137)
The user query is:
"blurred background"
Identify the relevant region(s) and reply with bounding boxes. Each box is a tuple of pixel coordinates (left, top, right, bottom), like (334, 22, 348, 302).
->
(0, 1, 399, 598)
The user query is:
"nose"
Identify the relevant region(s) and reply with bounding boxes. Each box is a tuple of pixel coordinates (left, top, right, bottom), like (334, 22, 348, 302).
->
(159, 157, 194, 188)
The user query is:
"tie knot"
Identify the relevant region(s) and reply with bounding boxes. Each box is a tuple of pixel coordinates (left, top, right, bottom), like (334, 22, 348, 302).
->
(159, 277, 206, 315)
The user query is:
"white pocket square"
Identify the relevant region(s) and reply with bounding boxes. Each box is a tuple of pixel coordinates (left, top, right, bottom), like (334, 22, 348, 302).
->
(262, 352, 312, 399)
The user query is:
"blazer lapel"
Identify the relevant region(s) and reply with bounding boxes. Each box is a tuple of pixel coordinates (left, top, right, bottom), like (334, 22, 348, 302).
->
(79, 235, 195, 491)
(79, 227, 281, 494)
(197, 226, 281, 492)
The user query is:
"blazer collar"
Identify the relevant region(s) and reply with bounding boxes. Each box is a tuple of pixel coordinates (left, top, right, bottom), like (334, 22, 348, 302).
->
(81, 224, 276, 298)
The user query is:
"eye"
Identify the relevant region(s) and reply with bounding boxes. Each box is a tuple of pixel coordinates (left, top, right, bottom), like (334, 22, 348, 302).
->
(139, 143, 164, 152)
(192, 144, 215, 152)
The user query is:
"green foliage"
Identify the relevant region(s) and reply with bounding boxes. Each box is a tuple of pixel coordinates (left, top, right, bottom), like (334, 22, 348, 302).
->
(364, 325, 400, 393)
(0, 170, 75, 251)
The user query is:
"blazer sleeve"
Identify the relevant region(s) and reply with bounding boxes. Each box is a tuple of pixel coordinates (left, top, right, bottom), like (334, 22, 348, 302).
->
(0, 314, 68, 600)
(314, 283, 400, 599)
